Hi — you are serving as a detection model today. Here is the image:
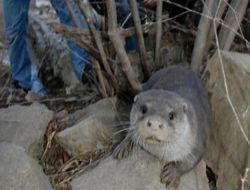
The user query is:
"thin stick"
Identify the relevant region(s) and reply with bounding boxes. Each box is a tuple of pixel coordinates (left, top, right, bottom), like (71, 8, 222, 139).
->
(41, 131, 56, 161)
(55, 26, 101, 61)
(75, 0, 117, 92)
(191, 0, 215, 73)
(92, 60, 109, 98)
(106, 0, 142, 93)
(204, 0, 228, 53)
(218, 0, 249, 50)
(64, 0, 82, 28)
(155, 0, 163, 68)
(51, 22, 117, 66)
(241, 167, 250, 190)
(129, 0, 150, 78)
(60, 1, 104, 63)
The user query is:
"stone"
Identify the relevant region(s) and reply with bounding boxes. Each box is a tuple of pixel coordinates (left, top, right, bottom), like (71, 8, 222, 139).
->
(0, 142, 52, 190)
(56, 96, 130, 156)
(0, 103, 54, 157)
(71, 149, 210, 190)
(204, 51, 250, 190)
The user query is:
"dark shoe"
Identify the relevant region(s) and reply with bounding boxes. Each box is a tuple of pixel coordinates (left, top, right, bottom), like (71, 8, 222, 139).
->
(12, 80, 29, 92)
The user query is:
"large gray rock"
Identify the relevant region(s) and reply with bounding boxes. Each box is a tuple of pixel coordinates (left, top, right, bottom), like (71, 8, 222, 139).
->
(0, 142, 52, 190)
(56, 97, 130, 156)
(0, 103, 54, 157)
(71, 149, 210, 190)
(204, 51, 250, 190)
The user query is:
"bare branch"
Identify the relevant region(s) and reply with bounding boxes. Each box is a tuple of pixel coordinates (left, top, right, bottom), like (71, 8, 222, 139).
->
(241, 167, 250, 190)
(155, 0, 163, 68)
(191, 0, 215, 73)
(52, 23, 102, 62)
(106, 0, 142, 93)
(75, 0, 117, 93)
(64, 0, 82, 28)
(129, 0, 150, 78)
(52, 22, 91, 38)
(218, 0, 249, 50)
(92, 60, 108, 98)
(205, 0, 228, 53)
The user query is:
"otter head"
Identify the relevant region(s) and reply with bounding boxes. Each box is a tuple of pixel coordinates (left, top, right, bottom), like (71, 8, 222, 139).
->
(130, 89, 191, 147)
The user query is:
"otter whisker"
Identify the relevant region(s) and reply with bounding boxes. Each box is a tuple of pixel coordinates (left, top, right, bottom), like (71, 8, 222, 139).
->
(135, 133, 141, 146)
(114, 126, 136, 135)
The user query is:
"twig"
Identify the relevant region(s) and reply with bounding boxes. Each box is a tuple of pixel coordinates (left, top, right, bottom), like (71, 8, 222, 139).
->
(52, 20, 153, 39)
(0, 77, 11, 101)
(162, 0, 250, 47)
(106, 0, 142, 93)
(64, 0, 82, 28)
(191, 0, 215, 73)
(92, 60, 109, 98)
(218, 0, 249, 50)
(241, 168, 250, 190)
(51, 22, 91, 38)
(75, 0, 118, 95)
(64, 0, 101, 60)
(205, 0, 228, 53)
(41, 131, 56, 161)
(170, 20, 197, 36)
(52, 22, 102, 60)
(52, 146, 112, 184)
(119, 23, 154, 37)
(129, 0, 150, 78)
(155, 0, 163, 68)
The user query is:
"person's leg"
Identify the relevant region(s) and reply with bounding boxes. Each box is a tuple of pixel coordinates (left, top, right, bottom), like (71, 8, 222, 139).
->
(50, 0, 91, 81)
(3, 0, 31, 89)
(3, 0, 47, 97)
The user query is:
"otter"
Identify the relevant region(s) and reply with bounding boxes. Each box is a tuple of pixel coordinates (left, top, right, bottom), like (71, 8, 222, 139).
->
(113, 65, 211, 188)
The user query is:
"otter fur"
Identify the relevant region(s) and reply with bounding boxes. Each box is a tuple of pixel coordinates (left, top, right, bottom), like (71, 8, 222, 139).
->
(113, 65, 211, 188)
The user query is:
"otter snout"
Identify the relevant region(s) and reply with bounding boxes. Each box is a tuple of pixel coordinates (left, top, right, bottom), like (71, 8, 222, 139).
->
(146, 118, 165, 130)
(138, 116, 170, 144)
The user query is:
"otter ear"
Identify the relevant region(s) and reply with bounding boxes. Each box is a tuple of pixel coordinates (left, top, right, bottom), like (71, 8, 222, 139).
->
(183, 103, 188, 113)
(134, 95, 138, 102)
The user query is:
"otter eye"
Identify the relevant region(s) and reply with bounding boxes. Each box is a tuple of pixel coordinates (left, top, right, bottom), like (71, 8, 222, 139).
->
(140, 105, 148, 114)
(169, 112, 175, 120)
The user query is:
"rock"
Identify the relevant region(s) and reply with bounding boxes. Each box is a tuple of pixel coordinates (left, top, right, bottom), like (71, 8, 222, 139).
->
(0, 103, 54, 157)
(56, 96, 130, 156)
(204, 51, 250, 190)
(0, 142, 52, 190)
(71, 149, 210, 190)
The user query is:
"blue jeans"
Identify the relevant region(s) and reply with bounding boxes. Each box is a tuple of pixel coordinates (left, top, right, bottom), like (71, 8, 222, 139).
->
(50, 0, 91, 81)
(3, 0, 33, 90)
(3, 0, 90, 95)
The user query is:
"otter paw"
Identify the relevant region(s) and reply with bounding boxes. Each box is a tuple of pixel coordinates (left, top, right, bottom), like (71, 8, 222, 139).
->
(160, 162, 181, 188)
(112, 138, 133, 160)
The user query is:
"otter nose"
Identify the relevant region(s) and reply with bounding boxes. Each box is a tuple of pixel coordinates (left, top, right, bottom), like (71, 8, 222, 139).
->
(147, 119, 164, 130)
